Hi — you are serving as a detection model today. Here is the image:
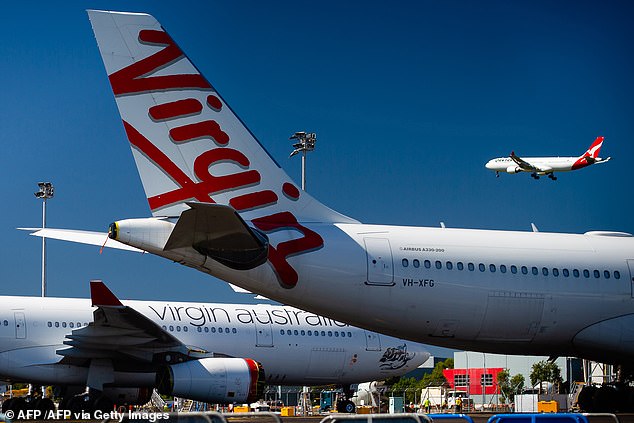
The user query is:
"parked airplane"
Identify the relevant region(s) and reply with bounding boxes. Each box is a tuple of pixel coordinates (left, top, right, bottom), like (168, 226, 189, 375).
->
(25, 10, 634, 410)
(485, 136, 610, 180)
(0, 280, 428, 415)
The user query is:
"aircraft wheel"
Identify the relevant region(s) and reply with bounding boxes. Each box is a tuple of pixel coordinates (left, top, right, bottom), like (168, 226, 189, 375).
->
(92, 395, 113, 413)
(593, 385, 617, 412)
(1, 398, 15, 414)
(33, 397, 56, 413)
(67, 395, 90, 414)
(576, 385, 597, 412)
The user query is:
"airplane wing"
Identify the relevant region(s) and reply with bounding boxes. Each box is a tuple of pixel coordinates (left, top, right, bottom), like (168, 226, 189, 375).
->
(58, 281, 213, 367)
(18, 228, 144, 252)
(509, 151, 539, 172)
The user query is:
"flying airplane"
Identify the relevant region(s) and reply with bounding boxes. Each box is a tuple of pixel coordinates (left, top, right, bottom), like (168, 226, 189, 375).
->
(485, 136, 611, 180)
(0, 281, 428, 415)
(25, 10, 634, 411)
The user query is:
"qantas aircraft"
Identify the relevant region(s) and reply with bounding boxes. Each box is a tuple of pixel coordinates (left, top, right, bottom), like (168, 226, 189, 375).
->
(25, 10, 634, 410)
(0, 281, 427, 415)
(485, 136, 611, 180)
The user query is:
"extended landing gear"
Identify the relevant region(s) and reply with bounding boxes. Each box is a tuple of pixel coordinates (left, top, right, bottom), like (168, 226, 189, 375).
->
(548, 173, 557, 181)
(531, 172, 540, 180)
(495, 171, 500, 178)
(576, 383, 634, 412)
(63, 392, 114, 414)
(1, 396, 56, 417)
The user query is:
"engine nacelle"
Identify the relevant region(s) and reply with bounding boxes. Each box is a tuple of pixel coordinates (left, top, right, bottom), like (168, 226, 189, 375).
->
(102, 387, 152, 405)
(506, 165, 522, 174)
(156, 358, 264, 404)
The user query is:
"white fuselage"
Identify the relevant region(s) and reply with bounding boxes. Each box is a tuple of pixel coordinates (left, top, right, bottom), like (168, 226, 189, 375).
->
(485, 156, 579, 173)
(121, 220, 634, 365)
(0, 296, 427, 387)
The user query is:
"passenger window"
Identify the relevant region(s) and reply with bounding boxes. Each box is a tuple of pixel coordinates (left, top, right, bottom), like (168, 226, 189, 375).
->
(321, 331, 326, 336)
(176, 326, 181, 332)
(47, 322, 52, 328)
(328, 331, 333, 337)
(457, 262, 464, 270)
(70, 322, 75, 328)
(348, 332, 352, 337)
(62, 322, 67, 328)
(341, 332, 346, 337)
(197, 327, 202, 332)
(593, 270, 600, 278)
(435, 261, 442, 269)
(489, 264, 496, 273)
(446, 261, 453, 270)
(553, 268, 559, 277)
(542, 267, 548, 276)
(531, 267, 538, 276)
(218, 328, 224, 333)
(308, 330, 312, 336)
(294, 330, 299, 335)
(615, 271, 621, 279)
(232, 328, 237, 334)
(583, 269, 590, 278)
(521, 266, 528, 275)
(301, 330, 306, 336)
(402, 258, 409, 267)
(511, 265, 517, 274)
(211, 327, 216, 333)
(169, 325, 174, 331)
(500, 265, 507, 273)
(55, 322, 59, 328)
(413, 259, 420, 268)
(563, 268, 569, 277)
(183, 326, 188, 332)
(424, 260, 431, 269)
(479, 263, 485, 272)
(204, 327, 209, 333)
(335, 332, 339, 337)
(604, 270, 610, 279)
(468, 263, 475, 271)
(573, 269, 580, 278)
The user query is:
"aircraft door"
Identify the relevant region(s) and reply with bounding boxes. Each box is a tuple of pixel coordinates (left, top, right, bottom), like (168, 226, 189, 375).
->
(628, 260, 634, 298)
(364, 238, 394, 285)
(253, 312, 273, 347)
(364, 330, 381, 351)
(14, 312, 26, 339)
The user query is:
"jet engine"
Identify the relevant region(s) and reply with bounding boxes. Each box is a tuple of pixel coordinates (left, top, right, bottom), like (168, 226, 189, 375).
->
(506, 165, 522, 174)
(156, 358, 264, 404)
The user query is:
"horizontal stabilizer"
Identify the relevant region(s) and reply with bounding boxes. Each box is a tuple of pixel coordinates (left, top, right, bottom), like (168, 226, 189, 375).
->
(19, 228, 144, 252)
(165, 203, 269, 271)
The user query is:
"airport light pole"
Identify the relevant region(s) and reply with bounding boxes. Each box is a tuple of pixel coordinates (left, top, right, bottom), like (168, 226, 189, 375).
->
(289, 131, 316, 191)
(35, 182, 54, 297)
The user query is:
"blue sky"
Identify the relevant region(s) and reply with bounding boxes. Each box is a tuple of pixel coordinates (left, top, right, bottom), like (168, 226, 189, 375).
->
(1, 1, 633, 308)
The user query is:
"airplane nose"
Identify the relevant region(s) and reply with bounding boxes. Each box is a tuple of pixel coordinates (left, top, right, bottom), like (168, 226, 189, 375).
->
(485, 160, 495, 170)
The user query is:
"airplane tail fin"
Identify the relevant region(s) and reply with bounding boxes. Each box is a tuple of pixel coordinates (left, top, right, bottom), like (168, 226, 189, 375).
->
(581, 136, 605, 159)
(87, 10, 356, 224)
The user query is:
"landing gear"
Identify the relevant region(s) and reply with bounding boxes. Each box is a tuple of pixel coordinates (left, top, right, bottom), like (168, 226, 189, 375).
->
(495, 171, 500, 178)
(548, 173, 557, 180)
(531, 172, 540, 179)
(65, 392, 114, 414)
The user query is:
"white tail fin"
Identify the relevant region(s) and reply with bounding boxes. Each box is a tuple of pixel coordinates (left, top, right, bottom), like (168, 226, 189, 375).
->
(87, 10, 356, 225)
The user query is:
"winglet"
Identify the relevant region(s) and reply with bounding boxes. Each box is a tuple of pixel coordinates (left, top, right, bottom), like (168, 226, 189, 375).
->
(90, 280, 123, 307)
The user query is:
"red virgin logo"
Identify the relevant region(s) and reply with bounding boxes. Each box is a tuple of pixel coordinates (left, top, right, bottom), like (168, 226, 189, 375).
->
(108, 29, 323, 288)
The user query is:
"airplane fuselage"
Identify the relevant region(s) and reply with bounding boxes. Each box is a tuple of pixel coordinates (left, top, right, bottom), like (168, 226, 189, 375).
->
(0, 296, 426, 387)
(119, 219, 634, 365)
(485, 156, 584, 174)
